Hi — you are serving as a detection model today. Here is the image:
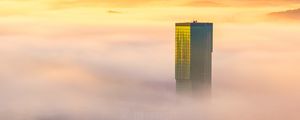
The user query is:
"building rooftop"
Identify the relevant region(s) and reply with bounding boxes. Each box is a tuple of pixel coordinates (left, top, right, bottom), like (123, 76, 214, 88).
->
(176, 21, 213, 26)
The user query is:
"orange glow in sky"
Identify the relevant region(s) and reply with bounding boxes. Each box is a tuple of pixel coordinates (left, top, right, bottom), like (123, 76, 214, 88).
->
(1, 0, 300, 119)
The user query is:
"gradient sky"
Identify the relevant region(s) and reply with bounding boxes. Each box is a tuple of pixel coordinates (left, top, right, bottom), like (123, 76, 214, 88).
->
(1, 0, 300, 25)
(1, 0, 300, 120)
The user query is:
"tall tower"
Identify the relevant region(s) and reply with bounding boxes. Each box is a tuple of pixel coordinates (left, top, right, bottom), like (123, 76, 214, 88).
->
(175, 21, 213, 95)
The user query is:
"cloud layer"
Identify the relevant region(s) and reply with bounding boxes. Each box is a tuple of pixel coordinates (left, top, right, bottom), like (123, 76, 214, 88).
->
(268, 8, 300, 21)
(1, 21, 300, 119)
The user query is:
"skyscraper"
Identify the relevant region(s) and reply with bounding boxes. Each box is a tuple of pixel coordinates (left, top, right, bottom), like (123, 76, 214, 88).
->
(175, 21, 213, 95)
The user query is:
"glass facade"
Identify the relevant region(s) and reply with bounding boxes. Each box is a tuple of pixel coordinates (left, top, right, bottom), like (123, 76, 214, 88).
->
(175, 25, 191, 81)
(175, 22, 213, 95)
